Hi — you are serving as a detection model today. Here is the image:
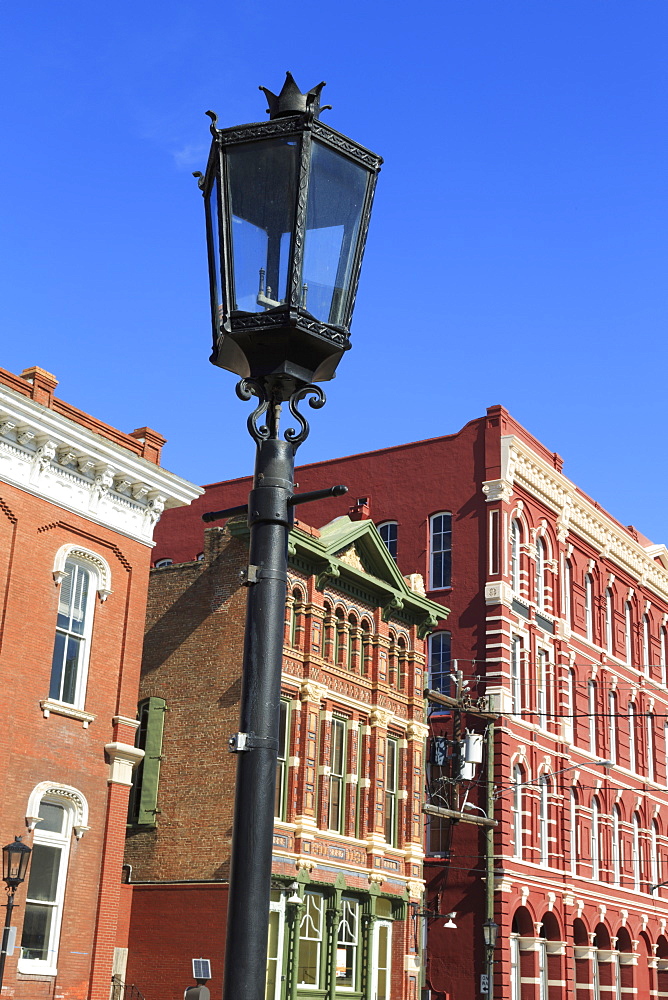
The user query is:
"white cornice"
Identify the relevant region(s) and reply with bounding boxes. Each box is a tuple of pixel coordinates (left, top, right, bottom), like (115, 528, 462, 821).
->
(0, 383, 202, 545)
(500, 435, 668, 604)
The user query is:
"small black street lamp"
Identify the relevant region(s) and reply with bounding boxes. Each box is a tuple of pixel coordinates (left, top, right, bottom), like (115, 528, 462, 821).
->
(482, 918, 499, 997)
(0, 837, 32, 991)
(196, 74, 381, 1000)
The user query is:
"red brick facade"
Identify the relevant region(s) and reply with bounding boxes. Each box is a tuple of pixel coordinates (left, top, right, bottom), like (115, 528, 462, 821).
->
(0, 365, 200, 1000)
(124, 515, 445, 1000)
(152, 405, 668, 1000)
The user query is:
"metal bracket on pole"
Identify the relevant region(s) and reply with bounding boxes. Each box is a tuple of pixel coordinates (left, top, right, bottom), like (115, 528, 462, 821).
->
(228, 732, 280, 753)
(202, 484, 348, 524)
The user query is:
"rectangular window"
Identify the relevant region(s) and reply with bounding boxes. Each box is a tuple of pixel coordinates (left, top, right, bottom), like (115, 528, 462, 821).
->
(385, 738, 398, 846)
(588, 681, 597, 754)
(537, 649, 548, 728)
(20, 800, 71, 975)
(297, 893, 324, 988)
(430, 513, 452, 590)
(128, 697, 166, 826)
(49, 560, 94, 707)
(336, 898, 359, 989)
(511, 637, 522, 715)
(428, 632, 451, 694)
(275, 700, 290, 820)
(328, 718, 346, 832)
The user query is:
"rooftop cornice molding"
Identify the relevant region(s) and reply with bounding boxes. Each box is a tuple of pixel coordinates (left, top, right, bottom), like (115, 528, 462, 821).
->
(500, 434, 668, 604)
(0, 383, 202, 545)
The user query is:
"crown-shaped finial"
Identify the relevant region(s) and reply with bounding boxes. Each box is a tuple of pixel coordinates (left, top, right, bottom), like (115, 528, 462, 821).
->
(259, 72, 330, 120)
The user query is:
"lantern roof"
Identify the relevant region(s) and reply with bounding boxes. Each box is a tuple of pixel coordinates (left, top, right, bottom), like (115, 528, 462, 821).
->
(259, 72, 330, 120)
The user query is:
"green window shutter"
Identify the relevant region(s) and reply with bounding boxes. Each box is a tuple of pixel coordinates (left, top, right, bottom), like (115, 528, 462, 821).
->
(137, 696, 166, 825)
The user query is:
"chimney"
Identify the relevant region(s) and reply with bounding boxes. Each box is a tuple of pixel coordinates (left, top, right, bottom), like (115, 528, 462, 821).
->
(348, 496, 370, 521)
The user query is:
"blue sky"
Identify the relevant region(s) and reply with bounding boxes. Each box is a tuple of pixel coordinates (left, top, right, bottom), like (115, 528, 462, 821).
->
(1, 2, 667, 541)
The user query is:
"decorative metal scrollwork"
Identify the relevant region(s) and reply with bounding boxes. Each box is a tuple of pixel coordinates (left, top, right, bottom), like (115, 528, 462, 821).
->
(236, 379, 326, 448)
(285, 384, 325, 446)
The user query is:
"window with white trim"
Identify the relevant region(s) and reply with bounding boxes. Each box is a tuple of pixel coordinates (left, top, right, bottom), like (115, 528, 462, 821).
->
(608, 691, 617, 766)
(509, 933, 521, 1000)
(429, 513, 451, 590)
(632, 813, 641, 891)
(535, 537, 546, 610)
(605, 589, 613, 655)
(629, 702, 637, 774)
(336, 898, 359, 989)
(612, 805, 621, 885)
(648, 712, 655, 782)
(536, 649, 549, 728)
(510, 520, 521, 594)
(49, 558, 97, 708)
(377, 521, 397, 561)
(275, 700, 290, 821)
(625, 602, 633, 664)
(585, 575, 594, 642)
(19, 797, 74, 974)
(564, 559, 572, 627)
(570, 789, 578, 876)
(539, 775, 549, 866)
(328, 718, 346, 833)
(643, 614, 651, 676)
(661, 627, 667, 687)
(651, 820, 660, 894)
(511, 636, 522, 715)
(591, 797, 600, 880)
(588, 680, 597, 755)
(297, 893, 325, 988)
(384, 737, 398, 846)
(512, 765, 523, 859)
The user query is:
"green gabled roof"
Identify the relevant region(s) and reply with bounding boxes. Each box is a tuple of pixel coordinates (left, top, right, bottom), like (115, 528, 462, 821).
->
(288, 515, 448, 638)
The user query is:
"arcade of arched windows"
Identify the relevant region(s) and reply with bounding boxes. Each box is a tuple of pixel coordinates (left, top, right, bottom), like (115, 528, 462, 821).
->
(506, 758, 668, 898)
(283, 586, 422, 693)
(508, 905, 661, 999)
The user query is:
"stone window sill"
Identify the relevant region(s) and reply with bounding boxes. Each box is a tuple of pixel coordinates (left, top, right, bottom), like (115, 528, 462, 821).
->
(40, 699, 96, 728)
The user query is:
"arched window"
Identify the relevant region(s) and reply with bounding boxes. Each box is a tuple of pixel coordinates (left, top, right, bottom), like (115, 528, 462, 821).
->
(629, 702, 637, 774)
(564, 559, 572, 627)
(591, 797, 600, 880)
(49, 556, 100, 709)
(429, 512, 451, 590)
(651, 820, 661, 894)
(605, 589, 614, 654)
(536, 648, 549, 728)
(609, 691, 617, 766)
(625, 602, 633, 664)
(535, 537, 546, 610)
(377, 521, 398, 561)
(290, 588, 304, 648)
(510, 520, 522, 594)
(588, 680, 597, 754)
(388, 631, 398, 687)
(154, 557, 173, 568)
(539, 775, 550, 866)
(397, 636, 407, 691)
(566, 667, 576, 744)
(643, 614, 651, 676)
(511, 636, 522, 715)
(347, 614, 358, 672)
(428, 631, 451, 694)
(570, 788, 578, 876)
(360, 620, 372, 676)
(612, 805, 621, 885)
(661, 627, 667, 687)
(334, 609, 347, 667)
(19, 785, 88, 975)
(512, 764, 523, 859)
(647, 712, 655, 782)
(585, 574, 594, 642)
(632, 813, 641, 891)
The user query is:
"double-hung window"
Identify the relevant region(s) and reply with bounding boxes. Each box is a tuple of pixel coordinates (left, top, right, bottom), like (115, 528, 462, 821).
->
(328, 718, 346, 833)
(384, 737, 398, 846)
(297, 893, 325, 988)
(428, 631, 451, 694)
(585, 575, 594, 643)
(535, 538, 546, 610)
(511, 637, 522, 715)
(275, 700, 290, 821)
(510, 520, 521, 594)
(336, 898, 359, 989)
(49, 558, 95, 707)
(378, 521, 398, 561)
(429, 513, 451, 590)
(20, 799, 73, 974)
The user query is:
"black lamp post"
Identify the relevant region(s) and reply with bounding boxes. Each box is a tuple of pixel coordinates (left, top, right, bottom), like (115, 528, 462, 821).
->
(0, 838, 32, 991)
(196, 73, 381, 1000)
(482, 918, 498, 997)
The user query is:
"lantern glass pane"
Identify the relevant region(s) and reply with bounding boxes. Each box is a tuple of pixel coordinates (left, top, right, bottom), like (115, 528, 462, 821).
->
(302, 141, 368, 325)
(205, 172, 224, 330)
(226, 138, 299, 313)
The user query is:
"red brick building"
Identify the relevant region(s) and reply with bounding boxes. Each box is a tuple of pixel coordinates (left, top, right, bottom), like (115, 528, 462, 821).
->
(124, 512, 445, 1000)
(150, 405, 668, 1000)
(0, 365, 201, 1000)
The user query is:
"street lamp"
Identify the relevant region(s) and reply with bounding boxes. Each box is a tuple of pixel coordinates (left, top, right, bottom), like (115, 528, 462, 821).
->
(482, 917, 498, 997)
(0, 837, 32, 991)
(196, 73, 381, 1000)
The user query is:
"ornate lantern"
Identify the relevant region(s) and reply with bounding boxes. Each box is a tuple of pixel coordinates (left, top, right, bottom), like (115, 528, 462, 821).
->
(2, 837, 31, 891)
(196, 73, 382, 399)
